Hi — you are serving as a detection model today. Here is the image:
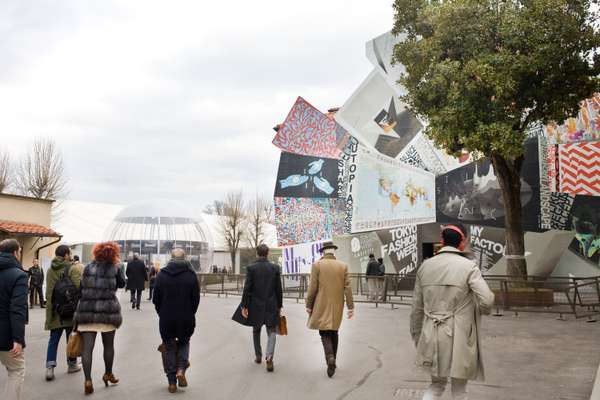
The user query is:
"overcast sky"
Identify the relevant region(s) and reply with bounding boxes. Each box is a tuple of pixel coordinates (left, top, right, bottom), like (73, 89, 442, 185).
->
(1, 1, 394, 209)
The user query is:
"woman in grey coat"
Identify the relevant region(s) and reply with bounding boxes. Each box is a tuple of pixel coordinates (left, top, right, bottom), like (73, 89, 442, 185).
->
(74, 242, 126, 395)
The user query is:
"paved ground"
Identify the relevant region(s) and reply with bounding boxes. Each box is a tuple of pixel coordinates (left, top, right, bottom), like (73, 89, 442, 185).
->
(2, 292, 600, 400)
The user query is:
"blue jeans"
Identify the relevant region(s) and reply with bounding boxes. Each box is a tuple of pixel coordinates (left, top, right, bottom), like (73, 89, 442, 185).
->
(46, 327, 77, 368)
(162, 338, 190, 384)
(253, 325, 277, 360)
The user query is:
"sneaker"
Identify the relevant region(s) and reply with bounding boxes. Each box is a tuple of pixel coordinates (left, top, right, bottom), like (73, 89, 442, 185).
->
(68, 363, 82, 374)
(45, 367, 55, 381)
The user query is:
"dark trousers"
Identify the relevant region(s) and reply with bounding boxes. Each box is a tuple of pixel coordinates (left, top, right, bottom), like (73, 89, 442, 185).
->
(29, 285, 44, 307)
(81, 331, 116, 381)
(130, 289, 142, 308)
(162, 338, 190, 384)
(319, 330, 339, 359)
(148, 286, 154, 300)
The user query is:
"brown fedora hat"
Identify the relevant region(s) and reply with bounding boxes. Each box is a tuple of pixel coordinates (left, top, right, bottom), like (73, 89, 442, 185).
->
(320, 241, 338, 252)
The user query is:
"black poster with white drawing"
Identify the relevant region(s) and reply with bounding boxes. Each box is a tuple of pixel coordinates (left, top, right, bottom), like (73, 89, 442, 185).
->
(567, 195, 600, 269)
(274, 152, 340, 198)
(436, 139, 542, 231)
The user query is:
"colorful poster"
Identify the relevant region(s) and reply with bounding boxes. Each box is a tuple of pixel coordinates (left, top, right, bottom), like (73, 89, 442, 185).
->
(436, 139, 542, 231)
(543, 95, 600, 144)
(274, 197, 345, 246)
(335, 70, 423, 158)
(567, 195, 600, 269)
(558, 140, 600, 196)
(274, 152, 340, 198)
(282, 241, 324, 275)
(272, 97, 341, 159)
(350, 146, 436, 233)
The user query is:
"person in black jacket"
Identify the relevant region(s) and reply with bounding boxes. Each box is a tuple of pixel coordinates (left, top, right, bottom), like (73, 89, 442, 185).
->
(27, 259, 45, 308)
(241, 244, 283, 372)
(126, 254, 147, 310)
(0, 239, 27, 400)
(366, 254, 382, 301)
(153, 249, 200, 393)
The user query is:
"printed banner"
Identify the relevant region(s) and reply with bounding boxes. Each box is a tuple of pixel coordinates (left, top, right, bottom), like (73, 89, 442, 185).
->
(398, 132, 472, 176)
(282, 241, 324, 274)
(544, 95, 600, 144)
(274, 152, 340, 198)
(351, 146, 436, 233)
(549, 192, 575, 230)
(274, 197, 345, 246)
(436, 139, 542, 231)
(337, 136, 360, 234)
(366, 31, 406, 96)
(272, 97, 342, 159)
(567, 195, 600, 269)
(335, 70, 423, 158)
(467, 225, 506, 272)
(558, 140, 600, 196)
(332, 225, 419, 275)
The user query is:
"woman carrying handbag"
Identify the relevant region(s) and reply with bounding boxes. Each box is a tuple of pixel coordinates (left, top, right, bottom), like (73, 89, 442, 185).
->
(74, 242, 126, 395)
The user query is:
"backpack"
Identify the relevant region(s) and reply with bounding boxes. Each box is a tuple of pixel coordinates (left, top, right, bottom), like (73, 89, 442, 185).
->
(52, 265, 81, 321)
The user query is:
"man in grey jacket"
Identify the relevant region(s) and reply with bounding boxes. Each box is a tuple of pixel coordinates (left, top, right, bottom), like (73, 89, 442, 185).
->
(410, 224, 495, 400)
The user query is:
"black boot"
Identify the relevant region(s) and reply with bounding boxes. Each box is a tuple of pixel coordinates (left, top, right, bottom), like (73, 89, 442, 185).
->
(321, 334, 336, 378)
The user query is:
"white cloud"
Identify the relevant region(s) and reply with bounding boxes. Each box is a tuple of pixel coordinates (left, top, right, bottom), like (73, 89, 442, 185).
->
(0, 0, 394, 207)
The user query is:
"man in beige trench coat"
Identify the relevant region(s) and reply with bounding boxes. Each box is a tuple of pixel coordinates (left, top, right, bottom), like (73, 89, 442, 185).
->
(306, 241, 354, 378)
(411, 224, 495, 400)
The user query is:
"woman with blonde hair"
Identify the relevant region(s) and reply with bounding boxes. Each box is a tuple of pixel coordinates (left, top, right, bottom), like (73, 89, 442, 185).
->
(74, 242, 126, 395)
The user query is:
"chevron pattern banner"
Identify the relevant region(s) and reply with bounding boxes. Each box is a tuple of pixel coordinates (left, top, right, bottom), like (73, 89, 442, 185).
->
(558, 141, 600, 196)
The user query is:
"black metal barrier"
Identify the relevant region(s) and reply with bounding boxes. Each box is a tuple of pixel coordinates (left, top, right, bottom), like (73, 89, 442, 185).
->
(197, 273, 600, 319)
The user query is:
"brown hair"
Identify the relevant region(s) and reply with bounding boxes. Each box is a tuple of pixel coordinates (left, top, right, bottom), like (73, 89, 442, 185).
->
(92, 242, 121, 265)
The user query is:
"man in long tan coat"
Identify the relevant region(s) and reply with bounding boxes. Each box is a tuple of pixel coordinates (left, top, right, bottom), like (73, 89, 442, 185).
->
(306, 241, 354, 378)
(411, 225, 495, 400)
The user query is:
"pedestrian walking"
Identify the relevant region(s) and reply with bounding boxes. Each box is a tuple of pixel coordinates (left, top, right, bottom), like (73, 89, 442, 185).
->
(148, 262, 158, 301)
(377, 257, 386, 302)
(410, 224, 495, 400)
(241, 244, 283, 372)
(125, 254, 147, 310)
(74, 242, 126, 395)
(27, 259, 45, 308)
(153, 249, 200, 393)
(365, 254, 380, 301)
(45, 245, 82, 381)
(0, 239, 27, 400)
(305, 241, 354, 378)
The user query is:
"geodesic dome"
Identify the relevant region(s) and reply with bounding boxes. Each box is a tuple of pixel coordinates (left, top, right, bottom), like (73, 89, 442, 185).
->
(104, 200, 213, 271)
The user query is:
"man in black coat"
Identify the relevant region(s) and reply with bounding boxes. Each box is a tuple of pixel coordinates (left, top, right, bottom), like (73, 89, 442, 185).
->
(366, 254, 382, 301)
(126, 253, 147, 310)
(241, 244, 283, 372)
(0, 239, 27, 400)
(27, 258, 45, 308)
(153, 249, 200, 393)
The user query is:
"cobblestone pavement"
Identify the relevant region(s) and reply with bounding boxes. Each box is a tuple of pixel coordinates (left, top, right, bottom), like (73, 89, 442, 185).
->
(2, 293, 599, 400)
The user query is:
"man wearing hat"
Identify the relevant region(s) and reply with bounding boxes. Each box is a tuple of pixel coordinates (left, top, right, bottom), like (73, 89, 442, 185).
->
(305, 241, 354, 378)
(410, 224, 494, 400)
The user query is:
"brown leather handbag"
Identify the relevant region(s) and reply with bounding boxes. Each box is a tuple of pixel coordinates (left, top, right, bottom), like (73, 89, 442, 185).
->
(67, 329, 83, 358)
(278, 314, 288, 336)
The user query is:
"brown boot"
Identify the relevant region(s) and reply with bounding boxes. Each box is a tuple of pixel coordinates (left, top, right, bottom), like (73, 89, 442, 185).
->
(176, 370, 188, 387)
(102, 373, 119, 386)
(84, 380, 94, 395)
(168, 384, 177, 393)
(266, 357, 274, 372)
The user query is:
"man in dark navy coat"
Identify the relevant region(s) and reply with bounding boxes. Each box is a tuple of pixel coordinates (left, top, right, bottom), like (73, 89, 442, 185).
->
(0, 239, 27, 400)
(241, 244, 283, 372)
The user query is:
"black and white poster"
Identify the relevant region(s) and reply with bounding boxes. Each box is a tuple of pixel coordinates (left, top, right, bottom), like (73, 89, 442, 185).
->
(467, 224, 506, 272)
(567, 195, 600, 269)
(436, 139, 542, 231)
(274, 152, 340, 198)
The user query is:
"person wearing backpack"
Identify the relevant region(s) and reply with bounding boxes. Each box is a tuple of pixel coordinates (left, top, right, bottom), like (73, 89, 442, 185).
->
(44, 245, 82, 381)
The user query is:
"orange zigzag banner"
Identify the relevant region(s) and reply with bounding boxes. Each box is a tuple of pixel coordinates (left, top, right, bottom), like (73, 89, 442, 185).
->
(558, 140, 600, 196)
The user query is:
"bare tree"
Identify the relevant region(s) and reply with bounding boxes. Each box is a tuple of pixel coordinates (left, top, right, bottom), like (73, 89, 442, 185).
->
(16, 138, 67, 200)
(245, 194, 270, 249)
(0, 148, 11, 193)
(203, 200, 225, 215)
(219, 191, 246, 271)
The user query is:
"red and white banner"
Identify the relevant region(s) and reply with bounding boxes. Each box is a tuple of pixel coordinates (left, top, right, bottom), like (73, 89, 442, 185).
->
(558, 141, 600, 196)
